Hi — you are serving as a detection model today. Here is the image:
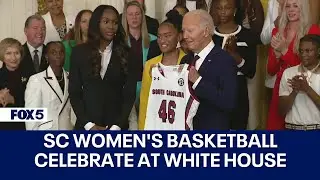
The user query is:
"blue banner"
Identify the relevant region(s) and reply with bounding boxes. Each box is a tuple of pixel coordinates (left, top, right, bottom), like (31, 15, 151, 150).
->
(0, 131, 319, 180)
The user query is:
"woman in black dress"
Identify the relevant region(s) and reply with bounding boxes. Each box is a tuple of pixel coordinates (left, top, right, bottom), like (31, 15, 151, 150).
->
(0, 38, 27, 130)
(212, 0, 258, 129)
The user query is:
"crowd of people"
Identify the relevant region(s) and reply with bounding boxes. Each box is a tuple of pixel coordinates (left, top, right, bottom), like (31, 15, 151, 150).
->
(0, 0, 319, 131)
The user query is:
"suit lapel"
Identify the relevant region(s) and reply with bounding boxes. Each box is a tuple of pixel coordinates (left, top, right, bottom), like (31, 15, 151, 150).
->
(198, 45, 220, 73)
(102, 51, 116, 81)
(40, 45, 48, 71)
(22, 43, 36, 74)
(43, 66, 64, 103)
(58, 70, 69, 116)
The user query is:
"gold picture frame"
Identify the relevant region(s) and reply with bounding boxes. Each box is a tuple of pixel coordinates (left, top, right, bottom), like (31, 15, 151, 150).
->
(37, 0, 48, 15)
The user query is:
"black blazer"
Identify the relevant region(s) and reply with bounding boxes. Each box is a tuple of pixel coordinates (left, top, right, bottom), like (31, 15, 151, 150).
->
(69, 44, 136, 130)
(20, 43, 48, 80)
(120, 14, 159, 36)
(0, 66, 27, 130)
(180, 45, 238, 130)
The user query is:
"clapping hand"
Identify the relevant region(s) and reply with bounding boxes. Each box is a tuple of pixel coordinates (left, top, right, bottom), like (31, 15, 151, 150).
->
(224, 36, 242, 64)
(287, 74, 310, 93)
(0, 88, 14, 107)
(271, 33, 287, 58)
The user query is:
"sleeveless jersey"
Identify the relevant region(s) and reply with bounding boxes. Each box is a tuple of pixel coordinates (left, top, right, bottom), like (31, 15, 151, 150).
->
(144, 63, 200, 130)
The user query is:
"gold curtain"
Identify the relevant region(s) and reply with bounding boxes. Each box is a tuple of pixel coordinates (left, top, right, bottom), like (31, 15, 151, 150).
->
(256, 0, 270, 129)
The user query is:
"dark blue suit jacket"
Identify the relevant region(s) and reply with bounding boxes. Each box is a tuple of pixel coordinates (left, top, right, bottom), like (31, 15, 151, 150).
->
(181, 45, 238, 130)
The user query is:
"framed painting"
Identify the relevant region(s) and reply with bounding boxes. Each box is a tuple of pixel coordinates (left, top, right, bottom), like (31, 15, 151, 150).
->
(37, 0, 48, 15)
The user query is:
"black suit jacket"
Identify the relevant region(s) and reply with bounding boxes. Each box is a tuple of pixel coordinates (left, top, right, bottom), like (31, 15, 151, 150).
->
(180, 45, 238, 130)
(69, 44, 136, 130)
(0, 66, 27, 130)
(20, 43, 48, 80)
(120, 14, 159, 36)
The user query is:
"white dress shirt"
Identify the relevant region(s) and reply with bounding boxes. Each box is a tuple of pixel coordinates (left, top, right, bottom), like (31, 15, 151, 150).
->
(192, 40, 215, 89)
(84, 41, 121, 131)
(260, 0, 279, 45)
(27, 42, 43, 64)
(260, 0, 279, 88)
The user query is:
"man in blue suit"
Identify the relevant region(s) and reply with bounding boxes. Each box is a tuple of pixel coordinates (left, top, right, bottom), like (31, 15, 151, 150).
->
(181, 9, 238, 130)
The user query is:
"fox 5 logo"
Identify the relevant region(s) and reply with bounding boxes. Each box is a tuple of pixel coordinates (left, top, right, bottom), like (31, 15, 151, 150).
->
(0, 108, 48, 122)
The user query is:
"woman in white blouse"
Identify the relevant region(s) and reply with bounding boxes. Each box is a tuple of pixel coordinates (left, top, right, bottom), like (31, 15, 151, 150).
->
(42, 0, 74, 44)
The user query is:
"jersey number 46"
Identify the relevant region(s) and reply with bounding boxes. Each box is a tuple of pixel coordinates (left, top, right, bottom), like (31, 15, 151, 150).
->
(158, 100, 176, 124)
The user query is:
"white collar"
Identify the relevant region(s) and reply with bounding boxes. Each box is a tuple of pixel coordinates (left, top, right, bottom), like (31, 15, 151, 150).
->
(99, 41, 113, 53)
(214, 25, 242, 37)
(27, 42, 43, 54)
(195, 40, 215, 60)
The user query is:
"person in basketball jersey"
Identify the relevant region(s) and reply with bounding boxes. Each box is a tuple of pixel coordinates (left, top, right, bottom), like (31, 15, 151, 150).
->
(144, 63, 199, 130)
(139, 10, 187, 130)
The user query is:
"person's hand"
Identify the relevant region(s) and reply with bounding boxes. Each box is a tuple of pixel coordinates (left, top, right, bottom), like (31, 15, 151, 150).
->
(0, 89, 6, 106)
(271, 33, 287, 56)
(287, 74, 310, 92)
(188, 66, 200, 83)
(90, 125, 107, 130)
(1, 89, 14, 107)
(224, 36, 242, 64)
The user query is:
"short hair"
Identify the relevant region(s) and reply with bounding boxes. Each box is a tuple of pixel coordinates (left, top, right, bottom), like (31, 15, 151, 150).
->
(45, 41, 65, 55)
(24, 14, 45, 29)
(0, 38, 24, 62)
(185, 9, 214, 35)
(300, 34, 320, 49)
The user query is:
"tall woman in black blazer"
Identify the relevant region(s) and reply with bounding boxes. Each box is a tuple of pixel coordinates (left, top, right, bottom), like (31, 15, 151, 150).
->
(69, 5, 136, 130)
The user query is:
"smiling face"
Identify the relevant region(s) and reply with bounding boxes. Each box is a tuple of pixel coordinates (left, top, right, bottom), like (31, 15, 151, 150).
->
(157, 23, 180, 53)
(24, 19, 46, 48)
(45, 0, 64, 16)
(182, 14, 209, 53)
(99, 9, 119, 42)
(299, 41, 319, 69)
(3, 46, 22, 71)
(285, 0, 300, 22)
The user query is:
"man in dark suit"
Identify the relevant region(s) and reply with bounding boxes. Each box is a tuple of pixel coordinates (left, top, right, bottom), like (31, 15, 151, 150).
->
(181, 10, 238, 130)
(121, 0, 159, 36)
(20, 15, 48, 80)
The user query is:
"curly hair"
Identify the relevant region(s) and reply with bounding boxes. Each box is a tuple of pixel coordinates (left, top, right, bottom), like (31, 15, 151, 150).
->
(87, 5, 130, 77)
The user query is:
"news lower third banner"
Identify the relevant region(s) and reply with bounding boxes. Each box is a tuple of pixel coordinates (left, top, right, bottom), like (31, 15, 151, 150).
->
(0, 131, 319, 180)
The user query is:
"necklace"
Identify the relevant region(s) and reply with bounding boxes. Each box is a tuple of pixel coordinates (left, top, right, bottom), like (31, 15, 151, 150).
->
(301, 62, 320, 85)
(57, 75, 64, 82)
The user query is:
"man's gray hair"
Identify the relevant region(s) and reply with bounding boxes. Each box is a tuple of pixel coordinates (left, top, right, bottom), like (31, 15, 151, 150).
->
(186, 9, 214, 35)
(24, 14, 45, 29)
